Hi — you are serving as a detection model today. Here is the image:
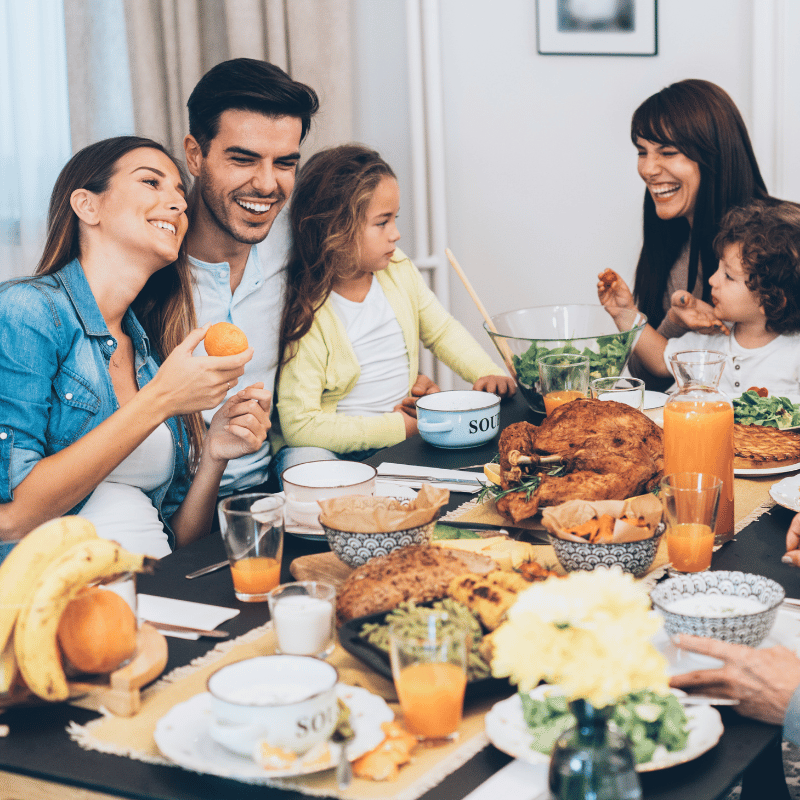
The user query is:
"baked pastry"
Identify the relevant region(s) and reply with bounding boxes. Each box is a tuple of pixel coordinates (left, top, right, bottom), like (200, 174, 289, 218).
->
(335, 545, 494, 625)
(734, 423, 800, 470)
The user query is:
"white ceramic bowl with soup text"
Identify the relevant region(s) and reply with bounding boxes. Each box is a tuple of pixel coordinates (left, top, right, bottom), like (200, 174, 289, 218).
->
(415, 391, 501, 449)
(206, 656, 339, 757)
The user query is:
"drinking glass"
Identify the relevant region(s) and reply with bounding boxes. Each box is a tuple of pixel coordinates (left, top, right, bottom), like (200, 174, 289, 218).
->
(388, 611, 468, 744)
(537, 354, 590, 415)
(267, 581, 336, 658)
(660, 473, 722, 574)
(217, 494, 284, 602)
(590, 377, 645, 411)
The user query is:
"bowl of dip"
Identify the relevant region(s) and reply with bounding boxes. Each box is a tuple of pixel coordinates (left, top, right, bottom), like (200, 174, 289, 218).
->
(650, 570, 785, 647)
(207, 656, 339, 757)
(415, 390, 501, 449)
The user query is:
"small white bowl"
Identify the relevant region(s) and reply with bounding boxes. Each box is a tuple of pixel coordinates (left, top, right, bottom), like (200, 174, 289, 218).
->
(282, 461, 377, 503)
(207, 655, 339, 757)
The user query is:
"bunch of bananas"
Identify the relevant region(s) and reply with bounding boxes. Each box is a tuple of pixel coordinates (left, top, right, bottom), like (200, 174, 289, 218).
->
(0, 517, 155, 702)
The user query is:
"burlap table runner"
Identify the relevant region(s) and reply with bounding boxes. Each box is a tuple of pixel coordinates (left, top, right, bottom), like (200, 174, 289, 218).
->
(68, 623, 496, 800)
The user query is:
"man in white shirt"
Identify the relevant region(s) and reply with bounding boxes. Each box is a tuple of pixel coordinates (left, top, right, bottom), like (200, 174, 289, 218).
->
(183, 59, 319, 494)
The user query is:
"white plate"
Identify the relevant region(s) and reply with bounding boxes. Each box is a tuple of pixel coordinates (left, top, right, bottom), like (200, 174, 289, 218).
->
(652, 608, 800, 675)
(485, 685, 723, 773)
(735, 462, 800, 477)
(284, 482, 418, 539)
(643, 391, 669, 410)
(154, 684, 393, 782)
(770, 474, 800, 511)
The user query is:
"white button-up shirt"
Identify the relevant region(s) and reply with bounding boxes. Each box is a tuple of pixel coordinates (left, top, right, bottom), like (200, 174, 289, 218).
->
(190, 208, 289, 493)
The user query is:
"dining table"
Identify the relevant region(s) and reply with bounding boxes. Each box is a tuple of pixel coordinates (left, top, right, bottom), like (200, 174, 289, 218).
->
(1, 391, 798, 800)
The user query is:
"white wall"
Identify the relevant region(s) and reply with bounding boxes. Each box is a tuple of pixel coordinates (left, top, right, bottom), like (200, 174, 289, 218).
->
(353, 0, 776, 384)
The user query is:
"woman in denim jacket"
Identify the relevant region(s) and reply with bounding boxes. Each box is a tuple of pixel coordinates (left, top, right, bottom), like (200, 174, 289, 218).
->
(0, 137, 270, 559)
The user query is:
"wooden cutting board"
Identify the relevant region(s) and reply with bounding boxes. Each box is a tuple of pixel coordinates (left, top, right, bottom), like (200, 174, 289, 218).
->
(290, 551, 354, 589)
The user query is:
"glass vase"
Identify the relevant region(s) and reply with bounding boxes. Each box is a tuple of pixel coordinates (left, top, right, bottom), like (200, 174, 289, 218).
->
(663, 349, 734, 545)
(548, 699, 641, 800)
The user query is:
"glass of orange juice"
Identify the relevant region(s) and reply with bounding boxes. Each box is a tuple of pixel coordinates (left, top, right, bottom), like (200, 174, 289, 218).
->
(660, 473, 722, 574)
(389, 612, 468, 744)
(537, 354, 590, 415)
(217, 494, 284, 602)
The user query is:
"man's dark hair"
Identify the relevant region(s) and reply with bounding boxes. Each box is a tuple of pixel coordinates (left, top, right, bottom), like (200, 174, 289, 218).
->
(187, 58, 319, 153)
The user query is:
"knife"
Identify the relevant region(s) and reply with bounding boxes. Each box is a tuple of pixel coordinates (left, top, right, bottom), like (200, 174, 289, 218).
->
(185, 560, 229, 579)
(378, 473, 486, 486)
(437, 519, 552, 544)
(142, 620, 230, 638)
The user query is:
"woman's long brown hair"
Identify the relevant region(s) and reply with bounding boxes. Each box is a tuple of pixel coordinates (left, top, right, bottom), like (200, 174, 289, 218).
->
(278, 144, 396, 368)
(36, 136, 204, 469)
(630, 79, 770, 329)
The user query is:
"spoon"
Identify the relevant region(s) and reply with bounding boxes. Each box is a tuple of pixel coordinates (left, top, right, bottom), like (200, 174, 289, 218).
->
(332, 727, 354, 789)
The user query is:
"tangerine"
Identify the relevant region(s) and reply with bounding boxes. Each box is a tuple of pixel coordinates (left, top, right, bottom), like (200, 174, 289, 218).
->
(205, 322, 249, 356)
(57, 587, 137, 674)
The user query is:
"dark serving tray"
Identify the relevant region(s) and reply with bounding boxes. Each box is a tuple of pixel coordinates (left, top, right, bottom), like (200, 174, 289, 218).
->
(337, 608, 512, 700)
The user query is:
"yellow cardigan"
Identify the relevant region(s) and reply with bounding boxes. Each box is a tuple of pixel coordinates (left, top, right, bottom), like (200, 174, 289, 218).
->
(276, 251, 505, 453)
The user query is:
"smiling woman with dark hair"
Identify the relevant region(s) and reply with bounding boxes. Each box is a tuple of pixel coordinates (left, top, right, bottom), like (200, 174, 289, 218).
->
(0, 136, 270, 560)
(603, 79, 772, 389)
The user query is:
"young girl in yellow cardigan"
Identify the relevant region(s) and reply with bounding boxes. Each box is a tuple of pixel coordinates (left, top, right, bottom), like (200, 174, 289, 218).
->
(273, 144, 515, 476)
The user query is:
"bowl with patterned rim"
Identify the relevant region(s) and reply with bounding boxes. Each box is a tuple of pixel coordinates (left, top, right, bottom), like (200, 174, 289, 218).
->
(321, 521, 437, 568)
(549, 525, 665, 578)
(650, 570, 785, 647)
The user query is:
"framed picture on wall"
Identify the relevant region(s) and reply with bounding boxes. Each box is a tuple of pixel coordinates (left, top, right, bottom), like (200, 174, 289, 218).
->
(537, 0, 658, 56)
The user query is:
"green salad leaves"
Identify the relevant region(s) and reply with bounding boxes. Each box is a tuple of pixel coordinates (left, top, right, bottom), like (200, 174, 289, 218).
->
(513, 333, 637, 388)
(520, 689, 689, 764)
(733, 390, 800, 429)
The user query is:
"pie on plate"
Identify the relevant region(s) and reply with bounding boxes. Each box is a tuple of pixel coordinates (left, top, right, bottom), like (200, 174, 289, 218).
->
(734, 424, 800, 471)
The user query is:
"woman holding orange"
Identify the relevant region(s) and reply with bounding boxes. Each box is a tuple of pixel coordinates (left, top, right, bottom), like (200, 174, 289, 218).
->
(0, 137, 270, 560)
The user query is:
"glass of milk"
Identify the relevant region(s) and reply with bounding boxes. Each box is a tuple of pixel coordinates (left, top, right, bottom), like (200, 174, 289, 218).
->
(267, 581, 336, 658)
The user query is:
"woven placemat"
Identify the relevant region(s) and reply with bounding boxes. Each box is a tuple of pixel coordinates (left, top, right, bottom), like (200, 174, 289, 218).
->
(67, 623, 497, 799)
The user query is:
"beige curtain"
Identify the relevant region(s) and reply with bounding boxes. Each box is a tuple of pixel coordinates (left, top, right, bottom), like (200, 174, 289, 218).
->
(121, 0, 354, 160)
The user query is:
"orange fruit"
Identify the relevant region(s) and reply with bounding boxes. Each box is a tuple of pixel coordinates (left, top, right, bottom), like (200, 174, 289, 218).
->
(56, 587, 137, 674)
(205, 322, 249, 356)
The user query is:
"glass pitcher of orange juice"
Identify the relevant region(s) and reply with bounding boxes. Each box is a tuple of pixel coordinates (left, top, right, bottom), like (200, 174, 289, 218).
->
(663, 351, 734, 545)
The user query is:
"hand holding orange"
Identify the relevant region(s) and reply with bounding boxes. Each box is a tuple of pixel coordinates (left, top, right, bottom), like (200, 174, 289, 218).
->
(204, 322, 249, 356)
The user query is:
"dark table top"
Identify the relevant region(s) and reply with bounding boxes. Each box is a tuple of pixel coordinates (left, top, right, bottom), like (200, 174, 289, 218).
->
(0, 392, 792, 800)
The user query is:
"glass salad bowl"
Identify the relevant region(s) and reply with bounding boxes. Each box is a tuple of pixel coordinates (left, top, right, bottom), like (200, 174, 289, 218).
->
(484, 305, 647, 414)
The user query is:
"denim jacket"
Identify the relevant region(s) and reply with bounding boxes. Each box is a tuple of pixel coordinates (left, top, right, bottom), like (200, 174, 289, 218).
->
(0, 259, 192, 551)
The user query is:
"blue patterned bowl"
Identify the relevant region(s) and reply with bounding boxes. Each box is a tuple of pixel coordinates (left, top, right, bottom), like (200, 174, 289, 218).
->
(650, 571, 785, 647)
(549, 526, 664, 578)
(321, 521, 436, 568)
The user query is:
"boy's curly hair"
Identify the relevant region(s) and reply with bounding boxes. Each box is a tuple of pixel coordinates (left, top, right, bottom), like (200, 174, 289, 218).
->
(714, 199, 800, 334)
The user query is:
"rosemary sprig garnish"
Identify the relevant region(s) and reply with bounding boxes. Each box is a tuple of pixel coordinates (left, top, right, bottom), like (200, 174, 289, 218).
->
(477, 462, 568, 504)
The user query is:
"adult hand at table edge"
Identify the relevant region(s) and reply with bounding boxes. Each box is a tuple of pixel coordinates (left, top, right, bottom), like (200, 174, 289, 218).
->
(669, 634, 800, 726)
(783, 512, 800, 567)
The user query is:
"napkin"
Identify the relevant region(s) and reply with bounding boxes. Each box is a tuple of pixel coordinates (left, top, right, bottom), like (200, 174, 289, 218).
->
(462, 760, 548, 800)
(377, 462, 489, 493)
(137, 595, 240, 640)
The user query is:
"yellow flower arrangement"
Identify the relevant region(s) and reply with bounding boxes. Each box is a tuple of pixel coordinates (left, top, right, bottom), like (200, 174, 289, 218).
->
(490, 567, 669, 708)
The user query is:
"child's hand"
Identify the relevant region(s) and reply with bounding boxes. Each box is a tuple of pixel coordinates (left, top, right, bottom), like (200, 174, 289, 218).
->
(410, 374, 440, 396)
(393, 402, 419, 438)
(473, 375, 517, 397)
(667, 291, 731, 335)
(204, 384, 271, 462)
(597, 269, 636, 320)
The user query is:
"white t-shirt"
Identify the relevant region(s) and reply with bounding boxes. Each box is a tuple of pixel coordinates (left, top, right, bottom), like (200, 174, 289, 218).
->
(663, 327, 800, 402)
(79, 422, 174, 558)
(190, 208, 289, 493)
(330, 278, 409, 416)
